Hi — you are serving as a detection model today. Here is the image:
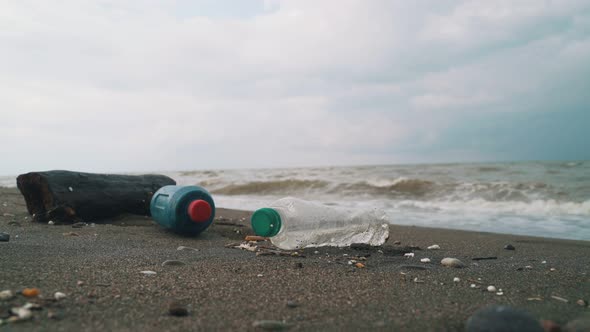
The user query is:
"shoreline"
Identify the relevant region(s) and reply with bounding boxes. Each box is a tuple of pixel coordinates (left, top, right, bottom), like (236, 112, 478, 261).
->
(1, 187, 589, 331)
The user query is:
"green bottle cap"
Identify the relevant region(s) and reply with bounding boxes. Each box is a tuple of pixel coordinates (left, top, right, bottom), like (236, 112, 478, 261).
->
(251, 208, 282, 237)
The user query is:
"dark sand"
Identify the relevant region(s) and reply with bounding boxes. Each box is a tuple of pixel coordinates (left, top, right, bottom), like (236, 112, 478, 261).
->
(1, 187, 589, 331)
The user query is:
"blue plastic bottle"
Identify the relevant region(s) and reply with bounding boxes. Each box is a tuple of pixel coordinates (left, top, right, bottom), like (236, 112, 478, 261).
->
(150, 185, 215, 235)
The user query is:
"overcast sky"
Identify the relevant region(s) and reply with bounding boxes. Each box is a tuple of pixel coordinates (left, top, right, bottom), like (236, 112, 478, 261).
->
(1, 0, 589, 175)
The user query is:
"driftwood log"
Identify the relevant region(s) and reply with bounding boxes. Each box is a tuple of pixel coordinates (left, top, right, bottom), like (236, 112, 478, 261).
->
(17, 170, 176, 223)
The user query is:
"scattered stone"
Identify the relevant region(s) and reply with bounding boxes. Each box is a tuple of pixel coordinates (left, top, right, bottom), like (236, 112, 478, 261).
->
(257, 274, 263, 278)
(504, 244, 516, 250)
(177, 246, 199, 251)
(252, 320, 292, 330)
(77, 281, 85, 286)
(497, 292, 504, 296)
(470, 284, 478, 289)
(140, 271, 157, 275)
(487, 286, 497, 293)
(576, 299, 588, 307)
(0, 233, 9, 242)
(286, 300, 299, 308)
(413, 277, 424, 283)
(72, 222, 86, 228)
(162, 260, 186, 267)
(465, 305, 543, 332)
(21, 288, 40, 298)
(404, 253, 414, 258)
(454, 277, 461, 283)
(540, 320, 561, 332)
(427, 244, 441, 250)
(0, 290, 14, 301)
(565, 317, 590, 332)
(168, 301, 189, 317)
(355, 262, 365, 269)
(68, 186, 73, 192)
(48, 220, 55, 225)
(441, 258, 465, 268)
(420, 258, 431, 263)
(550, 268, 556, 272)
(550, 295, 568, 303)
(313, 251, 320, 255)
(525, 266, 533, 269)
(54, 292, 66, 301)
(12, 307, 32, 320)
(541, 261, 547, 264)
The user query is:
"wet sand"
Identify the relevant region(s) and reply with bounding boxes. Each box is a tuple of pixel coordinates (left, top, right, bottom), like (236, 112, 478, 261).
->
(1, 187, 589, 331)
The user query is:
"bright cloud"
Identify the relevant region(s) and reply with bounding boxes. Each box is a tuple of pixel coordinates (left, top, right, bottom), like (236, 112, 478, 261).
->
(0, 0, 589, 175)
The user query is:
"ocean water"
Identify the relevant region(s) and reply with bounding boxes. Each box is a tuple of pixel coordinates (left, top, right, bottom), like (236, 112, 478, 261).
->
(2, 161, 589, 240)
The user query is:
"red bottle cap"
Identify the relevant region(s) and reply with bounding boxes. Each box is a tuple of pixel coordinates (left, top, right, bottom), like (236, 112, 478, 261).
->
(187, 200, 212, 223)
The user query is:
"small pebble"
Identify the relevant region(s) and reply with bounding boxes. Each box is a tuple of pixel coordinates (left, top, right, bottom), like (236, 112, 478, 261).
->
(68, 187, 73, 192)
(404, 253, 414, 258)
(420, 258, 431, 263)
(465, 305, 543, 332)
(176, 246, 199, 251)
(441, 257, 465, 268)
(427, 244, 441, 250)
(77, 280, 85, 286)
(252, 320, 292, 330)
(355, 262, 365, 269)
(314, 251, 320, 255)
(22, 288, 40, 297)
(140, 271, 157, 275)
(453, 277, 460, 283)
(257, 274, 263, 277)
(162, 260, 186, 266)
(168, 301, 189, 317)
(12, 307, 32, 320)
(286, 300, 298, 308)
(504, 244, 515, 250)
(525, 266, 533, 269)
(496, 292, 504, 296)
(48, 220, 55, 225)
(0, 290, 14, 300)
(470, 284, 477, 289)
(541, 261, 547, 264)
(576, 299, 588, 307)
(487, 285, 497, 293)
(549, 268, 556, 272)
(54, 292, 67, 300)
(72, 222, 86, 228)
(0, 232, 9, 242)
(393, 240, 401, 245)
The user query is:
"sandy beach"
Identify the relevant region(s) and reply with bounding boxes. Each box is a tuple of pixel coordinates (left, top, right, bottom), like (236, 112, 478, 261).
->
(1, 187, 589, 331)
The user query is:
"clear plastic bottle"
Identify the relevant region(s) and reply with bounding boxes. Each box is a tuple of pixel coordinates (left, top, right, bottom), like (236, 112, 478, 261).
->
(250, 197, 389, 250)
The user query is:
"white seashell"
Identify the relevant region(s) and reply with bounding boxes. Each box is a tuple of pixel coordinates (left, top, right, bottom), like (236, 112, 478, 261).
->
(54, 292, 67, 300)
(427, 244, 441, 250)
(420, 258, 431, 263)
(487, 285, 497, 292)
(404, 253, 415, 258)
(453, 277, 460, 283)
(496, 292, 504, 296)
(441, 258, 465, 268)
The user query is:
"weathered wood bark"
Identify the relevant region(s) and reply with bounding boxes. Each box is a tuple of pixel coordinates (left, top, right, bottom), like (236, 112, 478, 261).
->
(17, 170, 176, 223)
